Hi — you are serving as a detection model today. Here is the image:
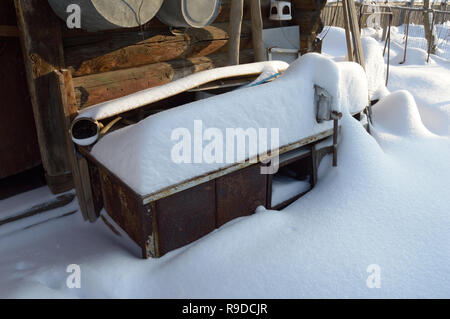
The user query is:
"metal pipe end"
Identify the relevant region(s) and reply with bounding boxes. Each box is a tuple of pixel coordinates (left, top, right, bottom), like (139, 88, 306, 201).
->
(70, 117, 101, 146)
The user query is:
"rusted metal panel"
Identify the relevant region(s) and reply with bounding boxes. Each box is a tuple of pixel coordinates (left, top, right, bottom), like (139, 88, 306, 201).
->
(216, 164, 267, 227)
(87, 159, 103, 216)
(154, 181, 216, 257)
(99, 167, 145, 247)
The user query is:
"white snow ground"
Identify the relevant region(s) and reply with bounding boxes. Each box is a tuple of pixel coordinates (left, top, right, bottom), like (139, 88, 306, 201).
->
(0, 27, 449, 299)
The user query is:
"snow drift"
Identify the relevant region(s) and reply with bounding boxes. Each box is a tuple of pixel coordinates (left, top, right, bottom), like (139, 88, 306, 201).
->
(372, 90, 433, 137)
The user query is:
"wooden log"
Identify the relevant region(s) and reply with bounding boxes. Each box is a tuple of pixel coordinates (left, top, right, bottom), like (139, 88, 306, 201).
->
(250, 0, 265, 62)
(73, 50, 255, 109)
(64, 22, 253, 77)
(228, 0, 245, 65)
(14, 0, 73, 194)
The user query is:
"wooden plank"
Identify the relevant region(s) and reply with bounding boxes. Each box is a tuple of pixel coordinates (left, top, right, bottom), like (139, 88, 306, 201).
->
(0, 25, 19, 37)
(77, 155, 99, 222)
(53, 69, 92, 221)
(72, 50, 255, 109)
(14, 0, 73, 194)
(346, 0, 366, 69)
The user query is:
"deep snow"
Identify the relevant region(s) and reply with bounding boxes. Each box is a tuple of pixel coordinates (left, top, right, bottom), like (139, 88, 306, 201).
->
(0, 27, 449, 299)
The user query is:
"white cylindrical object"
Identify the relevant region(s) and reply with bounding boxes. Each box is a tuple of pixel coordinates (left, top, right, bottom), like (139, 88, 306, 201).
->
(157, 0, 221, 28)
(48, 0, 164, 31)
(70, 117, 101, 146)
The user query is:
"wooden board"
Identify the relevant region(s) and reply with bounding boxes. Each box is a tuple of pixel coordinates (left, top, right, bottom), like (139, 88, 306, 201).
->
(14, 0, 73, 193)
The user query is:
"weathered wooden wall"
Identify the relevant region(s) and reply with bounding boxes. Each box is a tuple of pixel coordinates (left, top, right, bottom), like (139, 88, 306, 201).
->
(65, 0, 294, 109)
(0, 0, 41, 179)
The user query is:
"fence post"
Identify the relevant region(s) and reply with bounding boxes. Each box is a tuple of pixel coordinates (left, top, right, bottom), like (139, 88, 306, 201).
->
(423, 0, 436, 55)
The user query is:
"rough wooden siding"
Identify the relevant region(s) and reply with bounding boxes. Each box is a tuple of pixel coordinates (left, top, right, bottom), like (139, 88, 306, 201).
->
(0, 0, 41, 178)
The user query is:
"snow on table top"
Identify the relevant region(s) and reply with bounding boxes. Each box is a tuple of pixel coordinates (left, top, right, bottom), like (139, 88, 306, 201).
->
(91, 54, 369, 196)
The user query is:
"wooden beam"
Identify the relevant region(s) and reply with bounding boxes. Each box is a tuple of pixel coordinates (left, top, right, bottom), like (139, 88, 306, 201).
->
(14, 0, 73, 194)
(345, 0, 365, 69)
(0, 25, 19, 37)
(341, 0, 354, 61)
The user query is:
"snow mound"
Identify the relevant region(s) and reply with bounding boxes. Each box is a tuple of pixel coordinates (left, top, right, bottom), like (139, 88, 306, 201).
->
(372, 90, 433, 137)
(336, 62, 369, 114)
(92, 53, 368, 196)
(391, 45, 433, 66)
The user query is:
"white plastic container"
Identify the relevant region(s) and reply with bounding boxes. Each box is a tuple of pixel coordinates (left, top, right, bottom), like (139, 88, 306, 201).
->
(157, 0, 221, 28)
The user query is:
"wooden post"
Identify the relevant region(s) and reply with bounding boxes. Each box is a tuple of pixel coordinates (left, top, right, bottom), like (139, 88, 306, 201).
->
(228, 0, 244, 65)
(14, 0, 73, 194)
(54, 69, 98, 222)
(423, 0, 435, 55)
(250, 0, 265, 62)
(342, 0, 365, 69)
(342, 0, 354, 61)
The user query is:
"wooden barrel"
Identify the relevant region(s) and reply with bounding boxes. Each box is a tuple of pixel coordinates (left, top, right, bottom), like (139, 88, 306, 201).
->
(48, 0, 164, 31)
(157, 0, 221, 28)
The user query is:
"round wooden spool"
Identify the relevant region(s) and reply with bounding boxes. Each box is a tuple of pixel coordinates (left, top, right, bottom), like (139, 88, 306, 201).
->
(156, 0, 221, 28)
(48, 0, 164, 31)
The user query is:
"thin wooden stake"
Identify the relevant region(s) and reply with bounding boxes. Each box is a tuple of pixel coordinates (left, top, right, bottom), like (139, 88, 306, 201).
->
(229, 0, 244, 65)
